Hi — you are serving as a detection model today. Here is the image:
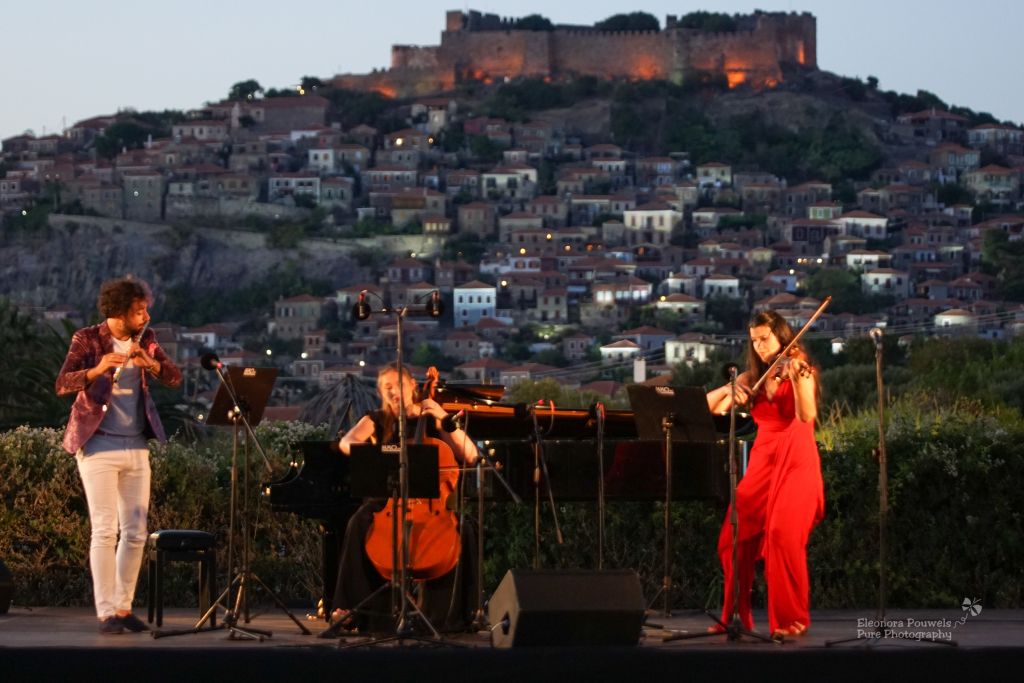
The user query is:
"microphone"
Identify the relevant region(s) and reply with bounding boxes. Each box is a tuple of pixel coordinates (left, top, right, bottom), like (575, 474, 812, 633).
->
(869, 327, 883, 350)
(425, 290, 444, 318)
(441, 409, 464, 433)
(352, 290, 372, 321)
(722, 362, 740, 381)
(200, 352, 223, 371)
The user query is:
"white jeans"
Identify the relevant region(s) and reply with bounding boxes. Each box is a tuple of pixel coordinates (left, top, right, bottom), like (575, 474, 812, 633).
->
(76, 436, 151, 619)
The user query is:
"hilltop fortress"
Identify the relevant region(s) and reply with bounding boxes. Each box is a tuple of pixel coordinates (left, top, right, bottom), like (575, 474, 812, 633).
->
(333, 9, 817, 97)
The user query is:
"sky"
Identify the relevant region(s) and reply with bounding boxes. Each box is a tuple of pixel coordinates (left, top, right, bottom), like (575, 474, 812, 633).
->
(3, 0, 1022, 141)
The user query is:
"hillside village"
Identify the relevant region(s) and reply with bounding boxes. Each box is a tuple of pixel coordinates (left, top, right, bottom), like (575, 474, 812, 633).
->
(3, 10, 1024, 413)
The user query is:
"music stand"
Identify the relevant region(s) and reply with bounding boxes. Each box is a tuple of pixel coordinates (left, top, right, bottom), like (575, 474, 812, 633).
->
(349, 443, 440, 499)
(206, 366, 276, 429)
(627, 385, 716, 617)
(154, 365, 308, 640)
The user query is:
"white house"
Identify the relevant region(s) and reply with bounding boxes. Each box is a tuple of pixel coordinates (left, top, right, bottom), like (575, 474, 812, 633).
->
(172, 120, 228, 141)
(861, 268, 911, 298)
(655, 293, 706, 318)
(658, 273, 699, 297)
(599, 339, 641, 363)
(623, 202, 682, 245)
(453, 281, 496, 328)
(664, 333, 725, 364)
(845, 250, 893, 271)
(482, 165, 537, 200)
(268, 173, 321, 202)
(934, 308, 976, 330)
(702, 274, 742, 299)
(838, 210, 888, 239)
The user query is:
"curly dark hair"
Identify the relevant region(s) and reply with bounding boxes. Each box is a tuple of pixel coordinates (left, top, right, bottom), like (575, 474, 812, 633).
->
(97, 277, 152, 318)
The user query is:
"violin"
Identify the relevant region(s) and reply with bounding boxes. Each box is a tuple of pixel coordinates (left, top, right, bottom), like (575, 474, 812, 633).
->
(772, 348, 814, 382)
(364, 367, 461, 582)
(748, 296, 831, 397)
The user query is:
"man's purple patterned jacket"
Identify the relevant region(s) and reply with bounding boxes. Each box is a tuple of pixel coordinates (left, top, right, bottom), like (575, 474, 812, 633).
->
(55, 321, 182, 454)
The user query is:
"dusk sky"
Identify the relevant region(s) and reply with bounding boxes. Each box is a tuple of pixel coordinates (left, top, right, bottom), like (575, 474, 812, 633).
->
(3, 0, 1021, 141)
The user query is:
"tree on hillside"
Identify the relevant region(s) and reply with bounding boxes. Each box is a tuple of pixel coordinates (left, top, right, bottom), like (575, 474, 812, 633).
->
(264, 87, 299, 98)
(595, 12, 660, 31)
(981, 230, 1024, 301)
(94, 121, 150, 159)
(325, 89, 389, 129)
(228, 79, 263, 101)
(678, 11, 737, 32)
(802, 268, 893, 314)
(514, 14, 553, 31)
(0, 300, 74, 429)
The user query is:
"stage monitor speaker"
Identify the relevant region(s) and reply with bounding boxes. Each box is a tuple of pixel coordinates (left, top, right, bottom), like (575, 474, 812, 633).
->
(0, 559, 12, 614)
(488, 569, 644, 648)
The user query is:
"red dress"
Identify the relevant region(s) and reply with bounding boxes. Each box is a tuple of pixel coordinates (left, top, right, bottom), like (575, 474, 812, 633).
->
(716, 376, 824, 633)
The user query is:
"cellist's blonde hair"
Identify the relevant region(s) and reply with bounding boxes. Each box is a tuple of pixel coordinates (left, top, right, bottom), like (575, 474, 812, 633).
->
(375, 363, 417, 444)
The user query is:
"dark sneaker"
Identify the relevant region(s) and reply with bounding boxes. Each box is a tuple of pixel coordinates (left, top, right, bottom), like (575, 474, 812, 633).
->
(117, 613, 150, 632)
(99, 617, 125, 635)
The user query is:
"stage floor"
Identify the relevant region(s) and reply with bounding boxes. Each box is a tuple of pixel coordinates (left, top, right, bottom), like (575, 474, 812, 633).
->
(1, 606, 1022, 681)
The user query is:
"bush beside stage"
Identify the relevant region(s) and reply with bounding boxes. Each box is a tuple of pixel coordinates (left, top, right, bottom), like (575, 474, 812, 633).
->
(1, 400, 1021, 612)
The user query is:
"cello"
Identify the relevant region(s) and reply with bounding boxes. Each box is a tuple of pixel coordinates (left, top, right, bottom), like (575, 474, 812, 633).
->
(364, 367, 462, 582)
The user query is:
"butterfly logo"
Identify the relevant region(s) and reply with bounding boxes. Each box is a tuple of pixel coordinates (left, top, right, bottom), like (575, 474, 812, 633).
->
(961, 597, 982, 617)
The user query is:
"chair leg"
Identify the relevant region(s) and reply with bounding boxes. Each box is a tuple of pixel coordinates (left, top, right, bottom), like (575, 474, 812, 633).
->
(147, 550, 155, 624)
(197, 555, 209, 616)
(207, 552, 217, 628)
(155, 551, 164, 627)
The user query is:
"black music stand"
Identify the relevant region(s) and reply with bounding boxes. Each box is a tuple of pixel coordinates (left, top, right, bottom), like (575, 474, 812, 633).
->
(154, 365, 308, 640)
(349, 443, 440, 499)
(660, 369, 773, 645)
(627, 385, 716, 617)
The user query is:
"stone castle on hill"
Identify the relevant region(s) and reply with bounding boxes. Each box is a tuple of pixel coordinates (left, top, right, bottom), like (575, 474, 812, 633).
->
(333, 9, 817, 97)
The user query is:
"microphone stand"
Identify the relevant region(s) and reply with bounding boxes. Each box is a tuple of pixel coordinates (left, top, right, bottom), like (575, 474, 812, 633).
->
(665, 366, 772, 643)
(595, 403, 606, 570)
(469, 435, 522, 631)
(342, 294, 454, 648)
(530, 402, 564, 569)
(827, 330, 955, 647)
(650, 411, 676, 617)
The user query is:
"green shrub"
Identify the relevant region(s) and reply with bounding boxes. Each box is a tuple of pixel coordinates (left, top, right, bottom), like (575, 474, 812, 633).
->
(3, 397, 1022, 611)
(0, 422, 329, 609)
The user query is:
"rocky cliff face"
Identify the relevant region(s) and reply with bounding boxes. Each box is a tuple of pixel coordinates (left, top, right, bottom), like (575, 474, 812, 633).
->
(0, 217, 361, 316)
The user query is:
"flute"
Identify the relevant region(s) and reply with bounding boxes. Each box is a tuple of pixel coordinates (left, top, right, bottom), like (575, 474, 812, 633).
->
(113, 320, 149, 384)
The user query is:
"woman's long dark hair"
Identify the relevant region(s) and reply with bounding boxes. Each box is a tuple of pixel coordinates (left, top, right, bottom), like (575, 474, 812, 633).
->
(745, 309, 812, 383)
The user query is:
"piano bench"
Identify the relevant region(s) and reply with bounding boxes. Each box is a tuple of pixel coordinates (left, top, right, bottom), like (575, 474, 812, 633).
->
(146, 530, 217, 627)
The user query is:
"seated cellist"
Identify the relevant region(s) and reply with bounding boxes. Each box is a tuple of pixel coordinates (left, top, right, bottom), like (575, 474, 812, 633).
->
(327, 363, 479, 635)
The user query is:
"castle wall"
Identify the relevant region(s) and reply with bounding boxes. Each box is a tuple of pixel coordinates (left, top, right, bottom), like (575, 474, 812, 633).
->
(437, 30, 552, 82)
(333, 11, 817, 98)
(549, 30, 676, 81)
(392, 45, 440, 70)
(333, 67, 451, 99)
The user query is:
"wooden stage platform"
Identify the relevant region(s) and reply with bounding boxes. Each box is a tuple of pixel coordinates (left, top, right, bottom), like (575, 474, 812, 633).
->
(1, 606, 1021, 681)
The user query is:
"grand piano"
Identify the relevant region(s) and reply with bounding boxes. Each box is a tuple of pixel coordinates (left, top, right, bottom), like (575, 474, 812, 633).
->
(265, 383, 743, 610)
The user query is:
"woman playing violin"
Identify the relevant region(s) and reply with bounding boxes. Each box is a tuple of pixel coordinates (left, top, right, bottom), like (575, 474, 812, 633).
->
(329, 363, 479, 634)
(704, 310, 825, 639)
